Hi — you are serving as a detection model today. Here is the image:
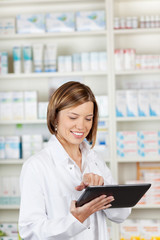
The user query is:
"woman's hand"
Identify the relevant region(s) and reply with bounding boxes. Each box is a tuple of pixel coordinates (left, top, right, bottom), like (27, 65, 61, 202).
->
(75, 173, 104, 191)
(70, 195, 114, 223)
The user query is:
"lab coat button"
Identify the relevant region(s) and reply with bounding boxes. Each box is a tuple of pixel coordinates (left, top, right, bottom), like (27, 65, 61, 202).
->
(70, 167, 72, 170)
(88, 227, 90, 229)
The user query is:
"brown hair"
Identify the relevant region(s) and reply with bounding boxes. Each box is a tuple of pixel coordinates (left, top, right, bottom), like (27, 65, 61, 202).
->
(47, 81, 98, 147)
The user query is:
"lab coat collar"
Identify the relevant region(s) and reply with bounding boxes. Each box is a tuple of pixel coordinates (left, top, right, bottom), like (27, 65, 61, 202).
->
(47, 135, 93, 166)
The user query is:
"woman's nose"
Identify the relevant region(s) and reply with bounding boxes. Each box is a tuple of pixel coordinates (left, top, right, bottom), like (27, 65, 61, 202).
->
(76, 118, 85, 130)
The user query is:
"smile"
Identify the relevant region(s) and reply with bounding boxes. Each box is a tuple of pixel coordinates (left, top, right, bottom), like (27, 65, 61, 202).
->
(71, 131, 84, 136)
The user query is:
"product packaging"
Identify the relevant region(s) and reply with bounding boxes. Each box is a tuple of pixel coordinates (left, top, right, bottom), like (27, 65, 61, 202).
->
(76, 11, 106, 31)
(33, 44, 43, 72)
(23, 45, 32, 73)
(45, 12, 75, 32)
(13, 46, 21, 74)
(16, 14, 45, 34)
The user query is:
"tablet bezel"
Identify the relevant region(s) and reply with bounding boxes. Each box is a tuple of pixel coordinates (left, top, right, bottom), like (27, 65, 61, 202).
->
(76, 183, 151, 208)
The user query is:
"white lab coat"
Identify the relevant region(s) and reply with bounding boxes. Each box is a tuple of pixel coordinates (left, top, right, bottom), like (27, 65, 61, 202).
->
(19, 135, 131, 240)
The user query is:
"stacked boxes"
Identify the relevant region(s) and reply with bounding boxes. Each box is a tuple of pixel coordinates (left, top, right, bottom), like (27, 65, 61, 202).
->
(0, 52, 8, 75)
(117, 131, 160, 158)
(137, 131, 159, 157)
(137, 162, 160, 206)
(120, 219, 160, 240)
(116, 90, 160, 117)
(0, 136, 21, 159)
(58, 51, 107, 73)
(22, 135, 43, 159)
(0, 176, 20, 205)
(24, 91, 37, 120)
(0, 223, 18, 240)
(0, 91, 38, 121)
(117, 131, 137, 157)
(1, 11, 106, 36)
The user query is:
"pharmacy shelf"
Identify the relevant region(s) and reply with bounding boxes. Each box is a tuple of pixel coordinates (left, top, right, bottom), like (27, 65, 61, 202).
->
(117, 157, 160, 163)
(134, 205, 160, 209)
(0, 119, 46, 125)
(115, 69, 160, 75)
(0, 71, 107, 80)
(0, 30, 107, 40)
(116, 117, 160, 122)
(1, 204, 159, 210)
(0, 0, 104, 5)
(114, 28, 160, 35)
(0, 205, 20, 210)
(0, 159, 25, 164)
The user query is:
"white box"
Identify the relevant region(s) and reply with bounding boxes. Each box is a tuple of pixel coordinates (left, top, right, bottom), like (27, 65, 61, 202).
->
(0, 52, 8, 74)
(22, 134, 43, 159)
(5, 136, 20, 159)
(114, 49, 124, 71)
(149, 90, 160, 116)
(12, 91, 24, 120)
(116, 90, 127, 117)
(65, 56, 72, 72)
(99, 52, 107, 71)
(10, 176, 20, 205)
(96, 95, 108, 117)
(0, 136, 5, 159)
(1, 177, 10, 205)
(126, 90, 138, 117)
(117, 131, 137, 141)
(45, 12, 75, 32)
(58, 56, 65, 72)
(124, 49, 136, 71)
(72, 53, 81, 72)
(140, 220, 160, 240)
(81, 52, 90, 71)
(16, 14, 45, 34)
(38, 102, 48, 119)
(0, 92, 12, 120)
(90, 52, 99, 71)
(24, 91, 37, 120)
(120, 219, 140, 240)
(0, 18, 15, 35)
(138, 90, 150, 117)
(76, 11, 106, 31)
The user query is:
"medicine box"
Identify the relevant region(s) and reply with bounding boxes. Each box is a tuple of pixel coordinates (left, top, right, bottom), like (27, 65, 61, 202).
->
(0, 18, 15, 35)
(76, 11, 106, 31)
(0, 92, 12, 120)
(16, 14, 45, 34)
(126, 90, 138, 117)
(24, 91, 37, 120)
(45, 12, 75, 32)
(116, 90, 127, 117)
(138, 90, 150, 117)
(12, 91, 24, 120)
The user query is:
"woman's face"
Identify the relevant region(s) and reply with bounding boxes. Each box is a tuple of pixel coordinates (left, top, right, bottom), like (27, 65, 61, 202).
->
(56, 101, 94, 146)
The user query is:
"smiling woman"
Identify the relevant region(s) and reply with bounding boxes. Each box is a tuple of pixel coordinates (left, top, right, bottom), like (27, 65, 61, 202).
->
(47, 81, 98, 147)
(18, 81, 131, 240)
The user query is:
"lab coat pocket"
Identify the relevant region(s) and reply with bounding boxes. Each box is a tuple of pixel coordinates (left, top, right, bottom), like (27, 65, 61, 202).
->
(47, 194, 72, 219)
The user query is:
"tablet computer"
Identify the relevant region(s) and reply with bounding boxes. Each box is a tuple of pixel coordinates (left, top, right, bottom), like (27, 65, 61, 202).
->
(76, 183, 151, 208)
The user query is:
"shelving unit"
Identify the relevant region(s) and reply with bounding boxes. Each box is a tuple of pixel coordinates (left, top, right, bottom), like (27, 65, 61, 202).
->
(0, 0, 160, 239)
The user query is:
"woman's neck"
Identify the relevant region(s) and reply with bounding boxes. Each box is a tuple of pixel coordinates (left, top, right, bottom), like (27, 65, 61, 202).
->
(56, 135, 82, 169)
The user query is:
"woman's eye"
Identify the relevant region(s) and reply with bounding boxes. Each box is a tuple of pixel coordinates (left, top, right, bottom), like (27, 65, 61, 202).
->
(86, 118, 92, 121)
(69, 117, 77, 120)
